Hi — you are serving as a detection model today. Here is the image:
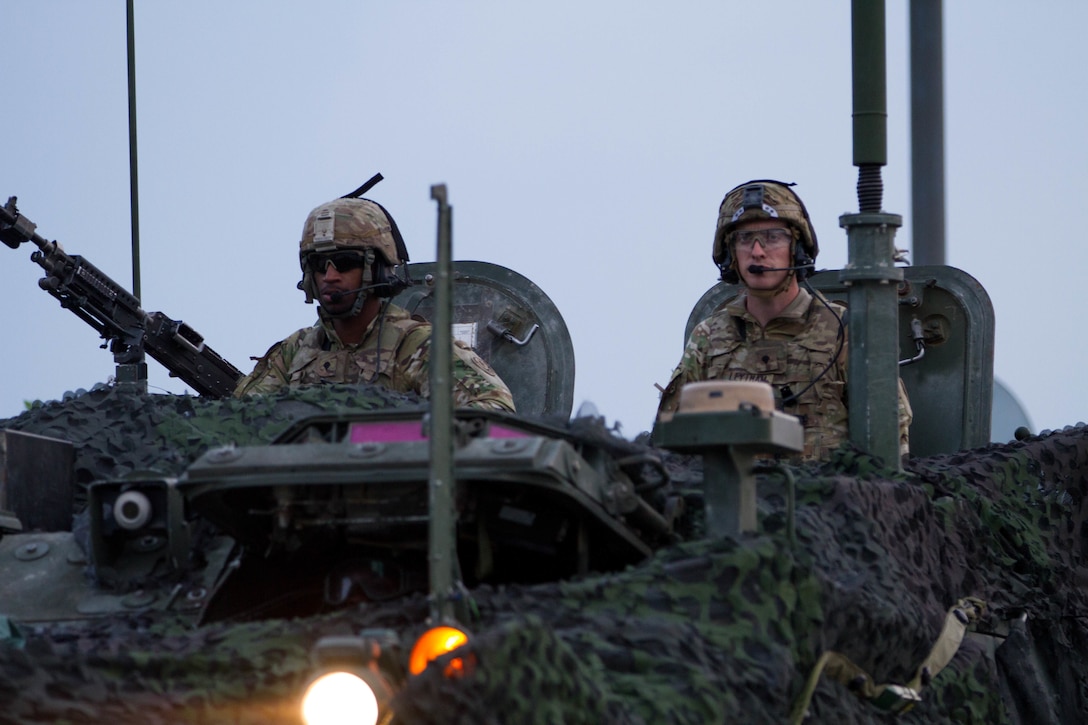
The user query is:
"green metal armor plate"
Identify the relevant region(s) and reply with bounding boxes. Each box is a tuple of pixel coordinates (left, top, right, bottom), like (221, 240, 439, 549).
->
(393, 261, 575, 420)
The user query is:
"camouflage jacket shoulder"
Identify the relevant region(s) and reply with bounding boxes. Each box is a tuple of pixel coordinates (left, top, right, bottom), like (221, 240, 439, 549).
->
(658, 289, 911, 459)
(234, 303, 515, 412)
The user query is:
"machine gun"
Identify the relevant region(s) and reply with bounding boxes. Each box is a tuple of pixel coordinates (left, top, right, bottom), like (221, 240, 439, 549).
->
(1, 196, 242, 397)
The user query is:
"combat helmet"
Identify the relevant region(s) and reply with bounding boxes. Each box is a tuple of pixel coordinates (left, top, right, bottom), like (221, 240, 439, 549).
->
(712, 180, 819, 284)
(297, 193, 410, 313)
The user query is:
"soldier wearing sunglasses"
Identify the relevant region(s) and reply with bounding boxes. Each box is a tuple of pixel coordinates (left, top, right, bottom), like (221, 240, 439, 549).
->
(656, 180, 911, 460)
(233, 196, 515, 412)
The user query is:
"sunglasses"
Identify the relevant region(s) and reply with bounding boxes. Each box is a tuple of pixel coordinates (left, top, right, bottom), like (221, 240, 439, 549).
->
(305, 251, 371, 275)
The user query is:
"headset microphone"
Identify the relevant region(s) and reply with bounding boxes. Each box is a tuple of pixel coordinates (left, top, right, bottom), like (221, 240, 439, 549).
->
(328, 282, 390, 303)
(327, 274, 412, 303)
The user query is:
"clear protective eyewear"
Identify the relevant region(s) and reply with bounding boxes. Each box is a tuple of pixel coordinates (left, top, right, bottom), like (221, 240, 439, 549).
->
(732, 227, 793, 251)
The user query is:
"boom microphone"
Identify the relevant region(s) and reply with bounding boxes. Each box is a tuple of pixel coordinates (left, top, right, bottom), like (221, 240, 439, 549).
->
(327, 282, 390, 303)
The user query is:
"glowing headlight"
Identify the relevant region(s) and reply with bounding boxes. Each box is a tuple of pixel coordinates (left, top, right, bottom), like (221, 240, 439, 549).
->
(408, 624, 471, 677)
(301, 671, 379, 725)
(301, 633, 400, 725)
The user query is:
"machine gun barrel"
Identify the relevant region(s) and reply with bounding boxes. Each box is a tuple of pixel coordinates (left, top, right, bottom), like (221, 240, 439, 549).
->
(1, 196, 242, 397)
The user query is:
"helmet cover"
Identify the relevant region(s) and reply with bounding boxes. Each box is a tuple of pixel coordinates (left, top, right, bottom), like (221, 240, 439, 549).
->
(299, 198, 403, 266)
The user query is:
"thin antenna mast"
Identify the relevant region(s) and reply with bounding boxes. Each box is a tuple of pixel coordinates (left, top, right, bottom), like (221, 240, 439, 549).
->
(126, 0, 141, 302)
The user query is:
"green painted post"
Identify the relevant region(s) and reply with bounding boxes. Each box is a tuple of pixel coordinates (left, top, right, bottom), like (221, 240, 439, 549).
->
(840, 0, 904, 468)
(428, 184, 456, 622)
(839, 213, 903, 466)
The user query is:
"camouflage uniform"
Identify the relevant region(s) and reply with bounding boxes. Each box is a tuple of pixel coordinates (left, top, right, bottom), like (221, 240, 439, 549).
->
(234, 302, 516, 412)
(657, 288, 912, 460)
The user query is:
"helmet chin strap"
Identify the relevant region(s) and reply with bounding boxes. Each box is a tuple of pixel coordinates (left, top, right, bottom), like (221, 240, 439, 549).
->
(778, 238, 805, 295)
(318, 288, 368, 318)
(760, 238, 798, 297)
(772, 263, 796, 297)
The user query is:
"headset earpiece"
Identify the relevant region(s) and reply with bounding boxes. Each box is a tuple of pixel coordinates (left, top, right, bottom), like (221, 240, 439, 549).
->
(370, 258, 410, 298)
(793, 244, 815, 280)
(720, 259, 739, 284)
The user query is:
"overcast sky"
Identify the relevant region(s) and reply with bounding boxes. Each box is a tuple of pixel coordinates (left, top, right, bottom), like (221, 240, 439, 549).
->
(3, 1, 1085, 440)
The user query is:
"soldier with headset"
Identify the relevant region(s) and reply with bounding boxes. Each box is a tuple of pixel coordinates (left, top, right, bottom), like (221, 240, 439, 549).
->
(234, 183, 515, 412)
(656, 179, 911, 460)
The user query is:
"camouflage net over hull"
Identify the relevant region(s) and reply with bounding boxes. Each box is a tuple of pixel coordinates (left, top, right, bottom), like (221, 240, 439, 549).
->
(1, 383, 429, 489)
(0, 386, 1086, 724)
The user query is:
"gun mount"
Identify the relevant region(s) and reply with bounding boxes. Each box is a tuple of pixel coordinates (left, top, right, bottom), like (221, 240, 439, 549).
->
(1, 196, 242, 397)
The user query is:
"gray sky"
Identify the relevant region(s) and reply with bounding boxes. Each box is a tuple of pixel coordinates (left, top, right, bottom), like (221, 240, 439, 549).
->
(2, 1, 1085, 438)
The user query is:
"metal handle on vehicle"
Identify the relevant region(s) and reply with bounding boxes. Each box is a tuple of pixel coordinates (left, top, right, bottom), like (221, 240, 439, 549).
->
(486, 320, 539, 346)
(898, 317, 926, 367)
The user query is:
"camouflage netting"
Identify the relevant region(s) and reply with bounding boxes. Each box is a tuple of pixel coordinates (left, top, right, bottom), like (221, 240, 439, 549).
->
(1, 385, 1087, 724)
(0, 383, 430, 491)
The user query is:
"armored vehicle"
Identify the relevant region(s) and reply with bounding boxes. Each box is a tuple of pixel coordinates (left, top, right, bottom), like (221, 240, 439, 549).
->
(2, 184, 1087, 725)
(1, 5, 1086, 719)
